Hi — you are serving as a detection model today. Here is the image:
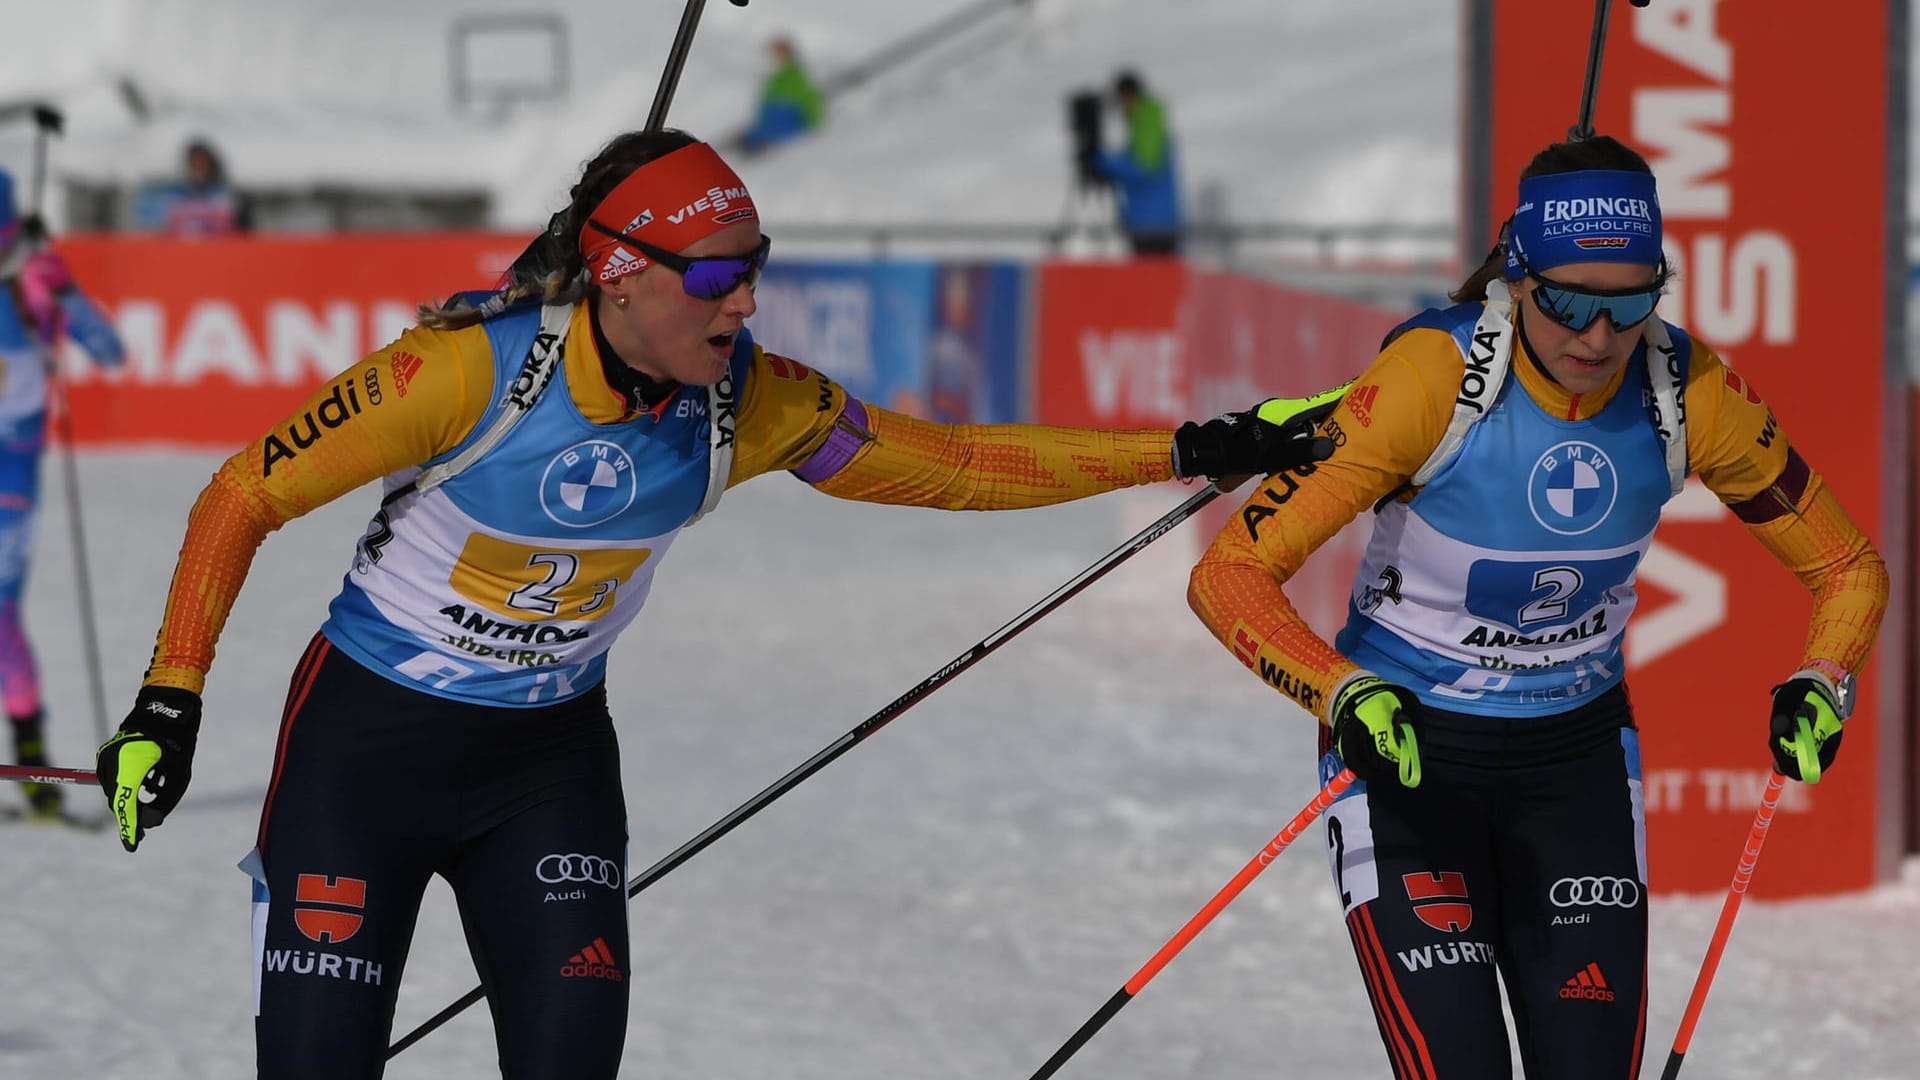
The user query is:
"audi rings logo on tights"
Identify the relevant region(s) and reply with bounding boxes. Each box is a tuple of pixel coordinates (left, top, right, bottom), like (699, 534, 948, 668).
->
(1549, 876, 1641, 908)
(536, 854, 622, 889)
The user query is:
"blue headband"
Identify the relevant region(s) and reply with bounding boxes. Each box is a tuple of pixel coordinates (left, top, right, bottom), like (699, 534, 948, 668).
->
(1503, 169, 1662, 280)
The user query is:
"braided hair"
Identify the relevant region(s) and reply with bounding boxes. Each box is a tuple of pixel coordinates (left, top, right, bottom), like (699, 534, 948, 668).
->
(418, 128, 702, 330)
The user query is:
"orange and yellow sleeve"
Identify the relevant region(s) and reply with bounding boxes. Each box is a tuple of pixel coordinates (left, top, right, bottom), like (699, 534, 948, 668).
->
(1682, 341, 1888, 676)
(1187, 334, 1457, 722)
(144, 325, 493, 692)
(731, 346, 1176, 507)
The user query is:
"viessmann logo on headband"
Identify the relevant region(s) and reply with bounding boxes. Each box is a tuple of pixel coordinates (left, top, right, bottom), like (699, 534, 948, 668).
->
(580, 143, 759, 285)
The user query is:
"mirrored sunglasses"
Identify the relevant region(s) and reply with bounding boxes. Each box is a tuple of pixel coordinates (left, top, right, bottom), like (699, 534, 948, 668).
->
(590, 222, 771, 300)
(1527, 264, 1668, 333)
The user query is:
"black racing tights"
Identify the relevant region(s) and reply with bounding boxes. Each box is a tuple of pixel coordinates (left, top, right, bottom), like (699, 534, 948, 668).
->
(250, 634, 630, 1079)
(1322, 684, 1648, 1078)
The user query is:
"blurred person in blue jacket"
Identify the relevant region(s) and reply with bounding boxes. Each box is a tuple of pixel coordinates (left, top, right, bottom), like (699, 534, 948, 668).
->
(741, 37, 826, 154)
(133, 137, 250, 237)
(0, 167, 126, 819)
(1087, 70, 1183, 256)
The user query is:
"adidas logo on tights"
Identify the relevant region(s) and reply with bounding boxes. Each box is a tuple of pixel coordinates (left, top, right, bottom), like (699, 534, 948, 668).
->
(1559, 961, 1615, 1002)
(560, 938, 624, 982)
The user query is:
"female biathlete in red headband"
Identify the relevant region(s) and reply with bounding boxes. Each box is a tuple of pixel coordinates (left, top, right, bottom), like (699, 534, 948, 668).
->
(90, 129, 1338, 1077)
(1189, 134, 1887, 1078)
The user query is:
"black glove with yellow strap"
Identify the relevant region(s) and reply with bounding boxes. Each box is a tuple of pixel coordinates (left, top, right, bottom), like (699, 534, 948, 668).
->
(1172, 385, 1347, 487)
(96, 686, 202, 852)
(1329, 673, 1423, 788)
(1767, 668, 1854, 784)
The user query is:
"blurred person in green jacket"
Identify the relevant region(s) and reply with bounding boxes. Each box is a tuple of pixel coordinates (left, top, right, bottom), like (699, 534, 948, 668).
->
(743, 36, 825, 153)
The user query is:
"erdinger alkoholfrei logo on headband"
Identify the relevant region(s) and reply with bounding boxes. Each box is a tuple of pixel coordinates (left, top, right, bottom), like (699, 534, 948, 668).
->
(1541, 194, 1655, 248)
(1505, 169, 1663, 279)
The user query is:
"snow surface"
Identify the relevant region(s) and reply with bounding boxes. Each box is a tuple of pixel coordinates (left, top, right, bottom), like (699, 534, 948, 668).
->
(2, 454, 1918, 1078)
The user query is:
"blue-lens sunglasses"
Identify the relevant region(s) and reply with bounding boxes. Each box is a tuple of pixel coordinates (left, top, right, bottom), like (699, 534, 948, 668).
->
(588, 220, 771, 300)
(1525, 261, 1670, 333)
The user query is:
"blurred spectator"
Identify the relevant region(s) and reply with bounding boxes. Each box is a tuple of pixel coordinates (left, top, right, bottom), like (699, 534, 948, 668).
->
(1088, 70, 1183, 256)
(741, 37, 825, 154)
(0, 167, 125, 822)
(134, 138, 250, 237)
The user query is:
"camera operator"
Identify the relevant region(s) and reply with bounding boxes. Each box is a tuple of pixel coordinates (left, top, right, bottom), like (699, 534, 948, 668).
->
(1068, 70, 1183, 256)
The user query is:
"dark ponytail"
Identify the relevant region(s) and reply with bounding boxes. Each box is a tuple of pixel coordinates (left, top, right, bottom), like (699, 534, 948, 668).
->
(1448, 134, 1655, 304)
(418, 128, 703, 329)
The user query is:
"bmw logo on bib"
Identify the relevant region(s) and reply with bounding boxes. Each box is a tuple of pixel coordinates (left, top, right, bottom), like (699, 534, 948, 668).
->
(541, 440, 638, 527)
(1528, 441, 1617, 536)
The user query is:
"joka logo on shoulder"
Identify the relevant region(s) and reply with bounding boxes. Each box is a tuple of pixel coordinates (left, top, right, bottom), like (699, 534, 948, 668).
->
(294, 874, 368, 944)
(541, 440, 638, 528)
(1528, 441, 1618, 536)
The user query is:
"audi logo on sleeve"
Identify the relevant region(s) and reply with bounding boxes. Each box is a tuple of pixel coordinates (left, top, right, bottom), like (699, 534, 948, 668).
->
(1549, 875, 1641, 909)
(536, 853, 622, 889)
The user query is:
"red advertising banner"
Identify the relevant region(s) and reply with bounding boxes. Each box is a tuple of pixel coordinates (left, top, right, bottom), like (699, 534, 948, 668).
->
(51, 234, 527, 447)
(1032, 261, 1191, 429)
(1486, 2, 1900, 894)
(1034, 260, 1400, 636)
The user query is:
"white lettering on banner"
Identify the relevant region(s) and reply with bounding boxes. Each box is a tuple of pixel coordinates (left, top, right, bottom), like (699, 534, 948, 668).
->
(1647, 768, 1814, 814)
(1634, 0, 1732, 82)
(1625, 537, 1725, 666)
(1632, 6, 1799, 352)
(1078, 328, 1186, 422)
(368, 302, 417, 353)
(1664, 235, 1796, 345)
(65, 298, 429, 386)
(1633, 89, 1729, 217)
(268, 301, 357, 385)
(174, 300, 266, 384)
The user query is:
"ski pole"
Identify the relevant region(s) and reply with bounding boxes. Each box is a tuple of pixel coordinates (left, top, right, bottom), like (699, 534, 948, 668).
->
(1660, 770, 1787, 1079)
(0, 763, 97, 786)
(388, 484, 1227, 1060)
(1570, 0, 1652, 142)
(17, 103, 109, 748)
(1028, 768, 1357, 1080)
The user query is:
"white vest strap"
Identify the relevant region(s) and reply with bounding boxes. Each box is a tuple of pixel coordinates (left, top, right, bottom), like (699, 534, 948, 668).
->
(685, 367, 737, 526)
(1412, 281, 1515, 486)
(402, 300, 574, 503)
(1409, 281, 1687, 495)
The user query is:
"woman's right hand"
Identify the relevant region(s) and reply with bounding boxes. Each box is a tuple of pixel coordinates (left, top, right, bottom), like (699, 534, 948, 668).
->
(1331, 674, 1423, 788)
(96, 687, 203, 852)
(1170, 385, 1348, 487)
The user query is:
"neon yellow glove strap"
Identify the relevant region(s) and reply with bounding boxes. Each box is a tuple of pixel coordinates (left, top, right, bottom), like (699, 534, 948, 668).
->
(1254, 383, 1350, 429)
(1781, 691, 1843, 785)
(103, 733, 162, 850)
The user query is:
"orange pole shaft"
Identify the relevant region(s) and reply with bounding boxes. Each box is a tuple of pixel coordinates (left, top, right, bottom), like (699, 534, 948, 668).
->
(1661, 771, 1786, 1077)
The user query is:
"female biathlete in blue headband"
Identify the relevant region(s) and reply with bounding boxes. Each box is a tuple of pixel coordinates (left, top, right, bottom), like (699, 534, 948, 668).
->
(1188, 134, 1888, 1076)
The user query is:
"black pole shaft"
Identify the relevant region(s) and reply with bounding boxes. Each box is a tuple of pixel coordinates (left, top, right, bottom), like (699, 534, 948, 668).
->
(29, 127, 48, 215)
(647, 0, 710, 132)
(387, 485, 1223, 1060)
(1030, 990, 1133, 1080)
(50, 379, 110, 746)
(1660, 1050, 1686, 1079)
(1571, 0, 1617, 140)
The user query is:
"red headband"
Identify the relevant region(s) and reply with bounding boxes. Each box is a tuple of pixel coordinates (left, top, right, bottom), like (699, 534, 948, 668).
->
(579, 142, 758, 285)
